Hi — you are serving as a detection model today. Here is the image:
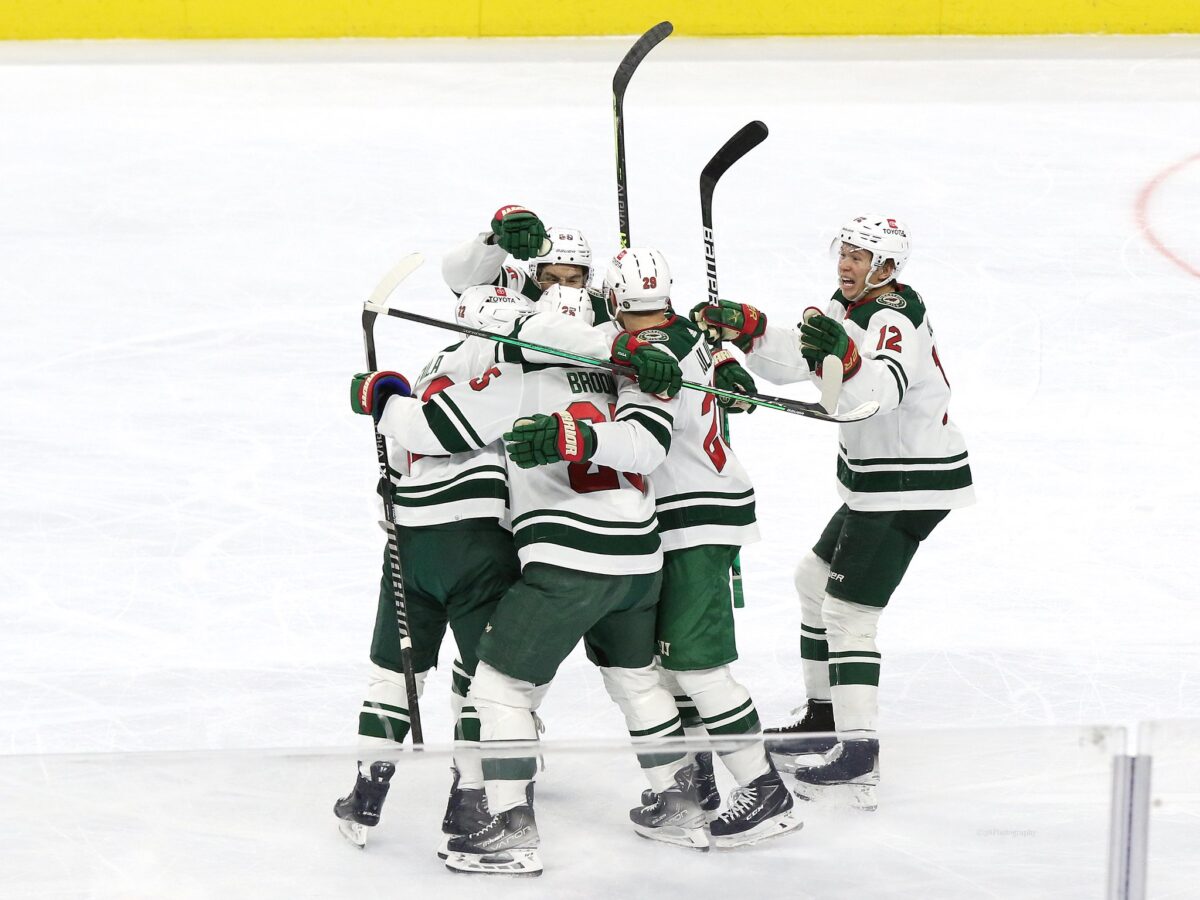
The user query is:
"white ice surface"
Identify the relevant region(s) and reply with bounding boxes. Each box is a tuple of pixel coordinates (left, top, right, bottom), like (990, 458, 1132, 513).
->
(1, 34, 1199, 897)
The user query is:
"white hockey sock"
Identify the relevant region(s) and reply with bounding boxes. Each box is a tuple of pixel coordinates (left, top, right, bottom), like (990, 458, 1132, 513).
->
(450, 669, 484, 791)
(357, 663, 428, 751)
(599, 664, 687, 792)
(674, 666, 769, 786)
(796, 552, 832, 700)
(470, 662, 539, 814)
(823, 596, 884, 739)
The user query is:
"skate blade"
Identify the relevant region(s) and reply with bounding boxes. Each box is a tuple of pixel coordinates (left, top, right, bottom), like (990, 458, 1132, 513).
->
(436, 834, 450, 860)
(445, 848, 543, 876)
(633, 824, 710, 851)
(337, 818, 368, 848)
(791, 780, 878, 812)
(711, 812, 804, 849)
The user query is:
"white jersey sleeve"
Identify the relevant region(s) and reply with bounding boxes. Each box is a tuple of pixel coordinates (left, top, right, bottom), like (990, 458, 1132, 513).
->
(441, 231, 540, 300)
(744, 321, 815, 386)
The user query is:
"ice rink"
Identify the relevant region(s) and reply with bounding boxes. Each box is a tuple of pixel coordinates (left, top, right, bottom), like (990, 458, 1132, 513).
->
(1, 33, 1198, 898)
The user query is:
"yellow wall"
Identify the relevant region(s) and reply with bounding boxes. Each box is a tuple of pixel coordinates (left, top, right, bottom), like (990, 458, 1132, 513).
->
(1, 0, 1197, 40)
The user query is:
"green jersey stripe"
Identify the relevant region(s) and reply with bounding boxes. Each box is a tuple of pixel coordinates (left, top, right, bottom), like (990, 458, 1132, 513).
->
(363, 700, 409, 717)
(883, 360, 905, 402)
(800, 623, 827, 636)
(422, 401, 473, 454)
(705, 709, 762, 737)
(840, 447, 971, 467)
(656, 502, 756, 534)
(828, 650, 882, 659)
(392, 478, 508, 508)
(618, 401, 674, 429)
(837, 458, 974, 494)
(701, 697, 753, 727)
(511, 507, 657, 531)
(391, 464, 506, 495)
(618, 410, 672, 454)
(628, 714, 683, 738)
(877, 353, 909, 388)
(513, 522, 660, 557)
(656, 488, 755, 505)
(435, 393, 486, 449)
(829, 661, 881, 686)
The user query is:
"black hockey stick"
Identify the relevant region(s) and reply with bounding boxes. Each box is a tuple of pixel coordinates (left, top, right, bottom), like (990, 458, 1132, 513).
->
(613, 21, 673, 249)
(361, 253, 425, 746)
(700, 120, 769, 607)
(367, 300, 878, 424)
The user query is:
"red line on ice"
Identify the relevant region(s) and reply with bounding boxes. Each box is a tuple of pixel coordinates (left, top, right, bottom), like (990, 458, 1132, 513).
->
(1135, 152, 1200, 279)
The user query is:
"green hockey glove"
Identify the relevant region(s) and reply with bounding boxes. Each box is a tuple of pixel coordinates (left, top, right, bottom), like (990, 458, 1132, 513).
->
(690, 300, 767, 352)
(350, 371, 413, 423)
(799, 312, 861, 379)
(611, 332, 682, 399)
(489, 205, 549, 260)
(711, 349, 757, 413)
(504, 412, 598, 469)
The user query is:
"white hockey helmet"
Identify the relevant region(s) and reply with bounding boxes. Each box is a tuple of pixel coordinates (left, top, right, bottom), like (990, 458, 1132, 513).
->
(538, 284, 595, 326)
(605, 247, 672, 314)
(833, 215, 911, 286)
(528, 226, 593, 288)
(455, 284, 536, 332)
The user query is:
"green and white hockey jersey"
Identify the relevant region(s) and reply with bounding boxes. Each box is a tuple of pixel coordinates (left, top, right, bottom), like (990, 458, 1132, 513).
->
(385, 338, 509, 527)
(440, 231, 613, 323)
(747, 284, 974, 512)
(508, 313, 759, 553)
(377, 328, 665, 575)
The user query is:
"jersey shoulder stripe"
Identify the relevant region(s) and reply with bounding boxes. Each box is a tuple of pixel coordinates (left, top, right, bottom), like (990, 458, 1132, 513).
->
(846, 283, 927, 330)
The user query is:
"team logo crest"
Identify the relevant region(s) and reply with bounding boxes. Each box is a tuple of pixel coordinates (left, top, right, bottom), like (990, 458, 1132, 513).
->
(876, 293, 907, 309)
(637, 329, 670, 343)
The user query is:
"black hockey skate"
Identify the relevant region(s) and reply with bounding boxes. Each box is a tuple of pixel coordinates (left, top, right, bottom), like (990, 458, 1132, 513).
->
(640, 751, 721, 819)
(764, 700, 838, 765)
(708, 763, 803, 848)
(333, 760, 395, 848)
(630, 763, 709, 851)
(437, 767, 491, 859)
(444, 804, 542, 876)
(791, 738, 879, 811)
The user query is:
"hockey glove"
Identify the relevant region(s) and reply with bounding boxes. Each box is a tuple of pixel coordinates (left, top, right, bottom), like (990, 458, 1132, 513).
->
(489, 205, 549, 260)
(351, 371, 413, 423)
(711, 349, 757, 413)
(611, 332, 682, 399)
(690, 300, 767, 352)
(799, 313, 861, 379)
(503, 412, 597, 469)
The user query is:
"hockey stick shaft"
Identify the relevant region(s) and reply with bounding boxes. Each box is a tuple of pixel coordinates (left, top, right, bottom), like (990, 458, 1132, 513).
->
(361, 255, 425, 746)
(700, 121, 768, 607)
(613, 21, 672, 249)
(371, 303, 876, 423)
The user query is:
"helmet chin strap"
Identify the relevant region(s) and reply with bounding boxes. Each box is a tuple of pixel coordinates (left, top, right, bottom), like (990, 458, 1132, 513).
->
(846, 256, 893, 303)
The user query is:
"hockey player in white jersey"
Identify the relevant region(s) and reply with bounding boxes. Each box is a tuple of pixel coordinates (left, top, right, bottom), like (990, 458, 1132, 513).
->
(441, 204, 614, 322)
(694, 216, 975, 809)
(354, 303, 698, 875)
(334, 285, 534, 847)
(507, 248, 801, 848)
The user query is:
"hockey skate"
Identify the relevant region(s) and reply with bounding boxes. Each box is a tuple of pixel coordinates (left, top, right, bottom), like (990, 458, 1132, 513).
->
(445, 804, 541, 876)
(630, 764, 710, 851)
(790, 738, 879, 811)
(436, 767, 491, 859)
(333, 760, 395, 848)
(764, 700, 838, 766)
(708, 763, 803, 848)
(640, 751, 721, 820)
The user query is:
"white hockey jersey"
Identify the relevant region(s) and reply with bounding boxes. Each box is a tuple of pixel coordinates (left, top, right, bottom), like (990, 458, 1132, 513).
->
(747, 284, 974, 512)
(506, 313, 759, 552)
(384, 338, 509, 527)
(377, 325, 666, 575)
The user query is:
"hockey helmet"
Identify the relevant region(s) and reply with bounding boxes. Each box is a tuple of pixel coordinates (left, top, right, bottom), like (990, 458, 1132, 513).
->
(528, 226, 593, 289)
(832, 216, 910, 287)
(605, 247, 672, 314)
(539, 284, 596, 326)
(455, 284, 536, 332)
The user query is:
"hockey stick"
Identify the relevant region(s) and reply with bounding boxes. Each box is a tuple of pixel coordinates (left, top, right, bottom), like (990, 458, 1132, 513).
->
(362, 252, 426, 746)
(613, 21, 673, 249)
(368, 301, 878, 424)
(700, 120, 769, 607)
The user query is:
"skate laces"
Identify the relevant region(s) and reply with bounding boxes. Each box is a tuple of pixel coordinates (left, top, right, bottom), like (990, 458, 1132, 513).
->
(716, 784, 759, 822)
